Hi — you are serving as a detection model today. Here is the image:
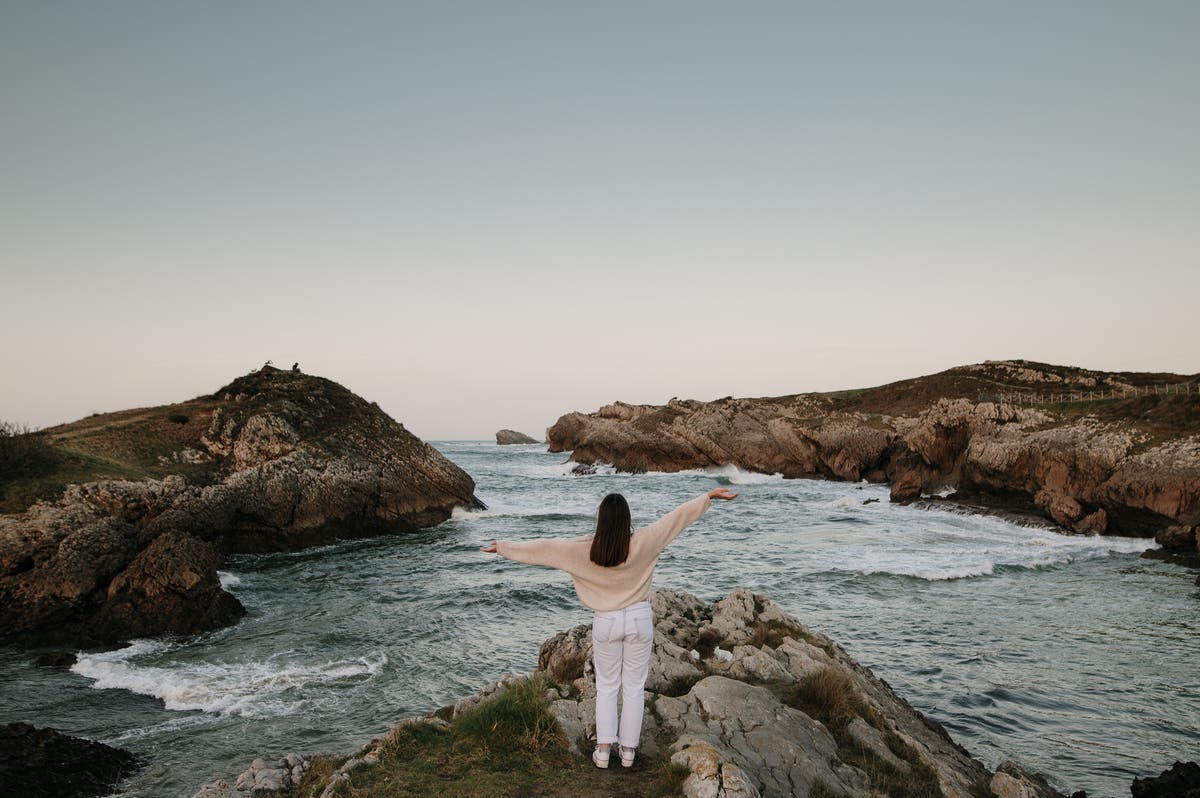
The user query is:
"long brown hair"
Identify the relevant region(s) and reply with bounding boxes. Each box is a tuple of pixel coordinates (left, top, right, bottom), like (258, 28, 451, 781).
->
(590, 493, 632, 567)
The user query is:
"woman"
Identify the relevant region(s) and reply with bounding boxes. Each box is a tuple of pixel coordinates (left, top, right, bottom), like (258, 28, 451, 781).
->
(480, 486, 738, 768)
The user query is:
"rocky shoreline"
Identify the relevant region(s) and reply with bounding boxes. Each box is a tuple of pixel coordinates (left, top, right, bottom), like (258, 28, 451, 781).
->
(0, 366, 484, 647)
(546, 361, 1200, 557)
(192, 588, 1089, 798)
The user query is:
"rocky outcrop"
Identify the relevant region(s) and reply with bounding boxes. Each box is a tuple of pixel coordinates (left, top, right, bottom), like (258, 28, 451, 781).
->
(1131, 761, 1200, 798)
(0, 367, 483, 646)
(193, 589, 1073, 798)
(546, 362, 1200, 544)
(555, 589, 1008, 798)
(0, 722, 140, 798)
(496, 429, 539, 445)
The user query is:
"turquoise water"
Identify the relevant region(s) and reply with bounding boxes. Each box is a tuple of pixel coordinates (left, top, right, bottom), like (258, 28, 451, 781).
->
(1, 442, 1197, 797)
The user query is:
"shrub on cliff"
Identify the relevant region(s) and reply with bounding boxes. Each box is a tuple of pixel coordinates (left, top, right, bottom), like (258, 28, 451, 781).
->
(0, 421, 61, 484)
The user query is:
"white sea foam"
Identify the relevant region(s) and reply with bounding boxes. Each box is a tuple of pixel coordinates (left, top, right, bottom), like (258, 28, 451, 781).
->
(217, 571, 241, 589)
(839, 508, 1156, 581)
(863, 562, 997, 581)
(698, 464, 785, 485)
(451, 491, 597, 521)
(71, 643, 386, 718)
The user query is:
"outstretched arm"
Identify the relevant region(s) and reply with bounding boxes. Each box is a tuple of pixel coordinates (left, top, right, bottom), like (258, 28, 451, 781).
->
(480, 536, 589, 573)
(638, 487, 737, 553)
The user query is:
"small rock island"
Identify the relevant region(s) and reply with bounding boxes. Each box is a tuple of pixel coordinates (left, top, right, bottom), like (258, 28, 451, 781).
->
(496, 429, 539, 445)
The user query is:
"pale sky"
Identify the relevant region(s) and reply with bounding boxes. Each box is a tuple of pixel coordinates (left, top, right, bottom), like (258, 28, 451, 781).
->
(2, 2, 1197, 440)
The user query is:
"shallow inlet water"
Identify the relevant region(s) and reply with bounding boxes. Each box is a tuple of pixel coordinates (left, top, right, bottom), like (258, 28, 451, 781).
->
(1, 442, 1197, 797)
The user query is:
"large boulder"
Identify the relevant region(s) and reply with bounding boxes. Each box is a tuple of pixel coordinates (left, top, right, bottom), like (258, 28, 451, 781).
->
(0, 367, 483, 646)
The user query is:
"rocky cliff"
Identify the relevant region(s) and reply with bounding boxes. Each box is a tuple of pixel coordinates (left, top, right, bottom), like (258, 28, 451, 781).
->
(0, 366, 483, 646)
(546, 361, 1200, 551)
(193, 589, 1071, 798)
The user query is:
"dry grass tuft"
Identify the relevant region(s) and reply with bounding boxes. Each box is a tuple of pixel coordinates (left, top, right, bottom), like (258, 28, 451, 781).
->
(783, 667, 863, 732)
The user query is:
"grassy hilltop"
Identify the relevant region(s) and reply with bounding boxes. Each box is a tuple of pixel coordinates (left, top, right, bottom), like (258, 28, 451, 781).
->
(0, 367, 416, 514)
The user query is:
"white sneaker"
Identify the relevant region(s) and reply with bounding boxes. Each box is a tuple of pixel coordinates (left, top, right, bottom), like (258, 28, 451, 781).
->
(592, 746, 611, 769)
(620, 746, 636, 768)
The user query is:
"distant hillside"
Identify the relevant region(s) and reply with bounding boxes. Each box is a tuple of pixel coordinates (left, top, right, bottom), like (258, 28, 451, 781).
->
(3, 367, 426, 514)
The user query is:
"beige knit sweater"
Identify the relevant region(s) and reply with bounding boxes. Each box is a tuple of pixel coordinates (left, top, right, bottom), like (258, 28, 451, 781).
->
(494, 493, 713, 612)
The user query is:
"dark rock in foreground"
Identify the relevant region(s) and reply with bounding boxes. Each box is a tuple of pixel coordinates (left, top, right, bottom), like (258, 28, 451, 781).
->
(0, 366, 483, 647)
(547, 361, 1200, 545)
(0, 722, 140, 798)
(1131, 761, 1200, 798)
(194, 589, 1078, 798)
(495, 429, 539, 444)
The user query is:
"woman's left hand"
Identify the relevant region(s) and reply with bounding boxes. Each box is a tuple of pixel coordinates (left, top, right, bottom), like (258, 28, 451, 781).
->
(708, 488, 739, 501)
(480, 541, 498, 553)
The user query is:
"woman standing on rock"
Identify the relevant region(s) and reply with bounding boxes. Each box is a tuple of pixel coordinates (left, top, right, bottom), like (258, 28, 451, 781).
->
(480, 487, 738, 769)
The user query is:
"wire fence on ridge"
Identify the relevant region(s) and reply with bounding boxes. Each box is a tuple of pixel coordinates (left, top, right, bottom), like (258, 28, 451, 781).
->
(979, 382, 1197, 406)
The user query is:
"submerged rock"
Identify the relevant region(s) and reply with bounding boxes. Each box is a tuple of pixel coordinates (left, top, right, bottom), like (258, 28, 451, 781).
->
(495, 429, 539, 444)
(0, 366, 484, 647)
(0, 722, 140, 798)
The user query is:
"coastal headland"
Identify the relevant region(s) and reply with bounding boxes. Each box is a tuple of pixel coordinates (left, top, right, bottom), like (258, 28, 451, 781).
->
(0, 366, 483, 647)
(547, 360, 1200, 554)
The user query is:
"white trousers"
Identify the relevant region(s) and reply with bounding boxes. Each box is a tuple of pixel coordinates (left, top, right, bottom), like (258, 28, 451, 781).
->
(591, 600, 654, 748)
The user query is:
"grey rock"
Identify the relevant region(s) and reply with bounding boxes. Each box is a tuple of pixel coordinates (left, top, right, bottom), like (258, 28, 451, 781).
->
(496, 429, 539, 445)
(845, 717, 910, 774)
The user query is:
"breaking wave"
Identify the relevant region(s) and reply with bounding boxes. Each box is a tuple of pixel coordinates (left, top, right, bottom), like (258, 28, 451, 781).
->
(71, 640, 386, 718)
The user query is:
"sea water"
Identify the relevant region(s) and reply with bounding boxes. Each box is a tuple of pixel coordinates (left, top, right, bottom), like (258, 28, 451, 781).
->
(1, 442, 1196, 797)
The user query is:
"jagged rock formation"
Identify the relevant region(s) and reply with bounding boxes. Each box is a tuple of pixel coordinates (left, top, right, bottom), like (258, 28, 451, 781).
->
(1131, 761, 1200, 798)
(547, 361, 1200, 547)
(0, 366, 483, 646)
(193, 589, 1073, 798)
(495, 429, 539, 445)
(0, 722, 141, 798)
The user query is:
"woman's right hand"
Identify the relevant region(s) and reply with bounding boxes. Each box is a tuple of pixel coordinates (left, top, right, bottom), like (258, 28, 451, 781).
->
(708, 488, 739, 501)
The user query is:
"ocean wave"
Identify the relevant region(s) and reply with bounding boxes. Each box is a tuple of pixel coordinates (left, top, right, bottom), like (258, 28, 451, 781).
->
(696, 465, 785, 485)
(71, 643, 387, 718)
(564, 461, 785, 484)
(217, 571, 241, 590)
(848, 531, 1154, 582)
(450, 504, 592, 522)
(861, 562, 996, 581)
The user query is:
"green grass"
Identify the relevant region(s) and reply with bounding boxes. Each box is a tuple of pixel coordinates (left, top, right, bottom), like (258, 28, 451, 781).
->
(336, 674, 685, 798)
(0, 449, 148, 514)
(452, 674, 562, 757)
